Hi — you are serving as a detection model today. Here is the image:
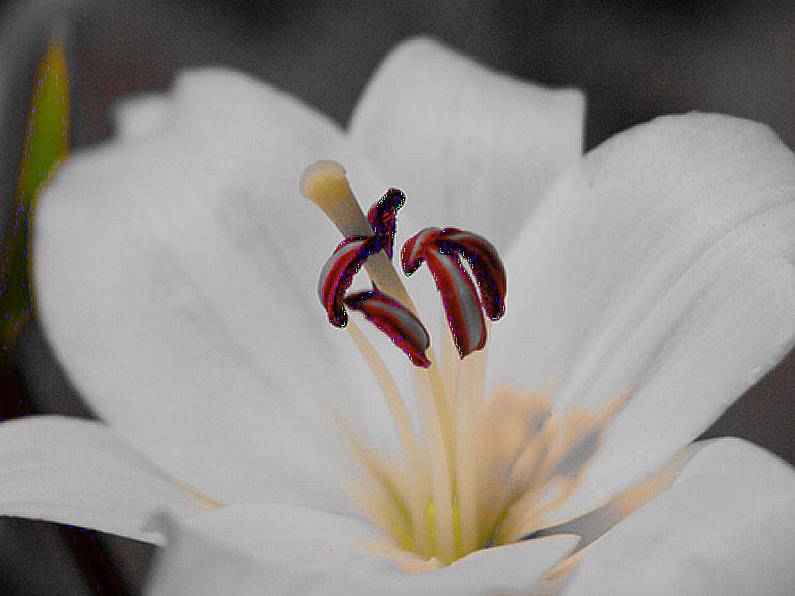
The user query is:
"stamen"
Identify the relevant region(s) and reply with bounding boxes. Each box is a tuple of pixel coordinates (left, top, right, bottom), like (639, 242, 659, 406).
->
(345, 319, 430, 554)
(167, 477, 224, 511)
(367, 188, 405, 259)
(318, 236, 379, 327)
(401, 227, 441, 275)
(439, 318, 463, 408)
(436, 229, 507, 321)
(339, 426, 416, 550)
(303, 161, 513, 565)
(302, 161, 456, 560)
(345, 320, 424, 472)
(345, 289, 431, 368)
(424, 248, 487, 358)
(401, 227, 507, 358)
(453, 344, 488, 556)
(301, 159, 636, 571)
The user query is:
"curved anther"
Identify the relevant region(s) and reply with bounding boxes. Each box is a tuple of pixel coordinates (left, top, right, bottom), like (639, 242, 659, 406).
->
(426, 249, 487, 358)
(401, 227, 441, 276)
(316, 180, 506, 366)
(437, 228, 506, 321)
(318, 235, 379, 327)
(401, 227, 507, 359)
(367, 188, 406, 259)
(345, 289, 431, 368)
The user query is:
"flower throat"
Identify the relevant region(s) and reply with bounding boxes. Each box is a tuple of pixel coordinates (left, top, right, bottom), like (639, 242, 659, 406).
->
(300, 161, 618, 566)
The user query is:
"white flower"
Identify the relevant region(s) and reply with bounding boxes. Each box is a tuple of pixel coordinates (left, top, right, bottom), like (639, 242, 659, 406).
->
(2, 37, 794, 595)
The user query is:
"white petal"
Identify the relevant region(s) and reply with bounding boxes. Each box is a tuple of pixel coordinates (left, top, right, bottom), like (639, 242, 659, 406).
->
(110, 93, 172, 140)
(488, 113, 795, 522)
(0, 416, 206, 543)
(348, 37, 585, 251)
(146, 502, 575, 595)
(562, 438, 795, 595)
(34, 68, 395, 508)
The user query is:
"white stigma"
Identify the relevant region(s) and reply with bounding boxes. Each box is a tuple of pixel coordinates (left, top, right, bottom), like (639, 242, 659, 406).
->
(300, 161, 372, 238)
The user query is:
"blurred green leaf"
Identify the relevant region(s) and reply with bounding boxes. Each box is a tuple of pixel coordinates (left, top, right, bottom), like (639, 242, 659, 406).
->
(0, 38, 70, 361)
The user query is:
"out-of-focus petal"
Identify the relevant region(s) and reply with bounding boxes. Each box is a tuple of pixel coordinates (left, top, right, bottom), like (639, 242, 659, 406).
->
(488, 113, 795, 523)
(34, 68, 396, 509)
(349, 37, 585, 251)
(561, 438, 795, 595)
(110, 93, 172, 140)
(146, 502, 575, 595)
(0, 416, 207, 543)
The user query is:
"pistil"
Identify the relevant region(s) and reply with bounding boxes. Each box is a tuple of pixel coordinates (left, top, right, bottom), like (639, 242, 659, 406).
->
(301, 161, 457, 560)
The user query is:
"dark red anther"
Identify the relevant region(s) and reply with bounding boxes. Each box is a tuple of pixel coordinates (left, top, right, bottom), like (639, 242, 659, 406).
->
(318, 235, 379, 327)
(345, 288, 431, 368)
(401, 227, 507, 359)
(317, 183, 506, 368)
(437, 228, 506, 321)
(424, 249, 487, 358)
(401, 227, 441, 275)
(367, 188, 405, 259)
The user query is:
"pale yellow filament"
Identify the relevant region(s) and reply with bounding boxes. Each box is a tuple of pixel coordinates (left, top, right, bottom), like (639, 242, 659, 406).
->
(345, 321, 424, 482)
(440, 325, 462, 411)
(454, 345, 487, 556)
(346, 320, 431, 555)
(168, 477, 224, 511)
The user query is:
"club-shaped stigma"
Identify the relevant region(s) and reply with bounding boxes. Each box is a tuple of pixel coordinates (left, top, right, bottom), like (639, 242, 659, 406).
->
(345, 288, 431, 368)
(402, 227, 507, 359)
(368, 188, 405, 259)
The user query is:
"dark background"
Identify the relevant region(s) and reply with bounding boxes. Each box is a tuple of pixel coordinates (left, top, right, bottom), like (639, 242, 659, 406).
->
(0, 0, 793, 593)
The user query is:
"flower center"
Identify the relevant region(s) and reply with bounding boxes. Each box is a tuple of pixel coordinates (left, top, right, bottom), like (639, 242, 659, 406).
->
(300, 162, 625, 567)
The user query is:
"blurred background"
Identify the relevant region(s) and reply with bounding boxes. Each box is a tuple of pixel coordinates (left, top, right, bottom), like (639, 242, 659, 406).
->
(0, 0, 793, 593)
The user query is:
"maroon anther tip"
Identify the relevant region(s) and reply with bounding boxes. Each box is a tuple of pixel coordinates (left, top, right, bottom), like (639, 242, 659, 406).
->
(318, 235, 379, 327)
(367, 188, 406, 259)
(401, 227, 441, 276)
(437, 228, 506, 321)
(345, 289, 431, 368)
(401, 227, 507, 359)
